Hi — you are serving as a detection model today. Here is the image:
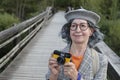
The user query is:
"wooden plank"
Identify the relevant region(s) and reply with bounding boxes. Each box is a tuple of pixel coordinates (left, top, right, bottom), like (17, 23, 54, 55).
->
(95, 41, 120, 78)
(0, 11, 66, 80)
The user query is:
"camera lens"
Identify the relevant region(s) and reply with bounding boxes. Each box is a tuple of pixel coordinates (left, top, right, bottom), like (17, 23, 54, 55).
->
(57, 57, 65, 65)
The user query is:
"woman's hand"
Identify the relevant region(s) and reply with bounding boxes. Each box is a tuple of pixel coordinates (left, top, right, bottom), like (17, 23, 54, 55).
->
(64, 62, 78, 80)
(48, 56, 60, 80)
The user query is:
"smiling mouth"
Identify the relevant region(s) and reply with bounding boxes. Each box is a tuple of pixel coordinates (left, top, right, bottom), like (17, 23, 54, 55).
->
(74, 35, 82, 37)
(74, 33, 82, 35)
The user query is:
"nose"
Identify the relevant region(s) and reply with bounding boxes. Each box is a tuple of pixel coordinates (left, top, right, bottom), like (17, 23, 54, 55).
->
(76, 26, 81, 32)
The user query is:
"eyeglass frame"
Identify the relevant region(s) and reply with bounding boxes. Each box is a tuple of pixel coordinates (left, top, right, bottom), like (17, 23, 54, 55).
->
(70, 23, 89, 31)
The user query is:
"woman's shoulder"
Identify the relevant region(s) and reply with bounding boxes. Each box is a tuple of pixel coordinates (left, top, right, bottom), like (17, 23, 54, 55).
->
(96, 50, 108, 65)
(91, 48, 108, 66)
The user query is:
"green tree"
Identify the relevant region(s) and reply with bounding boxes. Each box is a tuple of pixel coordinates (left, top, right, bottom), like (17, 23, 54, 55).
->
(110, 0, 118, 20)
(99, 0, 112, 19)
(0, 13, 19, 31)
(0, 0, 48, 20)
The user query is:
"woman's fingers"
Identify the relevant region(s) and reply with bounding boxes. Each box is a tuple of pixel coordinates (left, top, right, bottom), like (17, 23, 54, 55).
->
(64, 62, 78, 79)
(49, 58, 57, 65)
(49, 57, 58, 68)
(64, 67, 73, 77)
(48, 57, 60, 75)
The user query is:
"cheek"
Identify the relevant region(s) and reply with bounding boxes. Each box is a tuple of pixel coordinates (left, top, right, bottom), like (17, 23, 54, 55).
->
(89, 30, 93, 36)
(85, 29, 93, 37)
(70, 31, 73, 38)
(89, 28, 94, 36)
(86, 32, 91, 37)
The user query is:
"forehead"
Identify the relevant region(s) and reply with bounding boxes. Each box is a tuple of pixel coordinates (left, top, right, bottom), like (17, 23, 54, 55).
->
(72, 19, 87, 24)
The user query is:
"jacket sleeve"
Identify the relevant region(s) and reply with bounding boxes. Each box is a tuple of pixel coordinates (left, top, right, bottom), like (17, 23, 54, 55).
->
(46, 69, 51, 80)
(93, 54, 108, 80)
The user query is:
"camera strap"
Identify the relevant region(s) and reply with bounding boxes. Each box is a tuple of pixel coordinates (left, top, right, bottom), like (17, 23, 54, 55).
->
(61, 65, 66, 80)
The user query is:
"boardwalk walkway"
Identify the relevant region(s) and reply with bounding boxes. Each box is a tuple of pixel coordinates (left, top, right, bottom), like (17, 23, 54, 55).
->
(0, 11, 67, 80)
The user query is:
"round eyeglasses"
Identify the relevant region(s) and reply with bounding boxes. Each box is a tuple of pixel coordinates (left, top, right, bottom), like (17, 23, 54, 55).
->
(70, 23, 89, 31)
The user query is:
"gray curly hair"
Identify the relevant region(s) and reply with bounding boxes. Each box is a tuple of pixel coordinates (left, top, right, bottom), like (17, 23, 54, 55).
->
(60, 19, 104, 48)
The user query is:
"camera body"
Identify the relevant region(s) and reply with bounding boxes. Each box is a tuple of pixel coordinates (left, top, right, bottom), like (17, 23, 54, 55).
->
(52, 50, 71, 65)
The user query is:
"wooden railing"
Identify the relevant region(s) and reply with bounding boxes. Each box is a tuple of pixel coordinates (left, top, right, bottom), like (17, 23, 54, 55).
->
(95, 41, 120, 80)
(0, 7, 53, 71)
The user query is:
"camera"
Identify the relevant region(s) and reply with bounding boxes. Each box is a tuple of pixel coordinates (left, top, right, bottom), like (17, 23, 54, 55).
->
(52, 50, 71, 65)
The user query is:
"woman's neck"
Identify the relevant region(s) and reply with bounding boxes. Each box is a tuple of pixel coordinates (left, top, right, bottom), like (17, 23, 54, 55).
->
(70, 42, 87, 56)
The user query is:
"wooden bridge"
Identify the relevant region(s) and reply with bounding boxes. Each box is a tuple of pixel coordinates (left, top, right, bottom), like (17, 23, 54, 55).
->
(0, 7, 120, 80)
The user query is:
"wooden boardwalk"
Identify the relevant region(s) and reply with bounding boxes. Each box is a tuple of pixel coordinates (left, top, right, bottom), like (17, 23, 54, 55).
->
(0, 11, 67, 80)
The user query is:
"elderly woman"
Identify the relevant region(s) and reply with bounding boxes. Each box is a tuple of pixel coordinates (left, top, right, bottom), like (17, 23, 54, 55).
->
(46, 8, 108, 80)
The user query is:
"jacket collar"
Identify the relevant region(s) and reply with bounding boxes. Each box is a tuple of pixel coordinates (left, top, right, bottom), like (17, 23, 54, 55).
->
(79, 47, 92, 75)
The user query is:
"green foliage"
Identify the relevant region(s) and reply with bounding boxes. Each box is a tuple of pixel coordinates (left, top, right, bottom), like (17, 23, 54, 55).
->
(0, 0, 49, 20)
(100, 19, 120, 56)
(54, 0, 69, 9)
(110, 0, 118, 20)
(0, 13, 19, 31)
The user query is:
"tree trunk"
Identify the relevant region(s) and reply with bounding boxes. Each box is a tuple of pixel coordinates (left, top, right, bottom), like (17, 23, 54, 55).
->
(15, 0, 25, 20)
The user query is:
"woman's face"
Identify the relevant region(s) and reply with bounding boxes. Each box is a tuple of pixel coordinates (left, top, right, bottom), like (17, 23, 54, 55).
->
(70, 19, 93, 44)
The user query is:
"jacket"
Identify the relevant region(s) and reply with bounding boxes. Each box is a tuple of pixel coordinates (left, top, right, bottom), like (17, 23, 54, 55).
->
(46, 44, 108, 80)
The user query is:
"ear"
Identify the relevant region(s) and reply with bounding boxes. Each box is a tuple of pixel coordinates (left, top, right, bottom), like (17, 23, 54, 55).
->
(89, 28, 94, 36)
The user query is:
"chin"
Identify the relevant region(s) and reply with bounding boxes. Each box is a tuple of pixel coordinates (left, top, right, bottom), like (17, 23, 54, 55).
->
(74, 40, 84, 44)
(72, 38, 85, 44)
